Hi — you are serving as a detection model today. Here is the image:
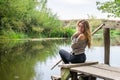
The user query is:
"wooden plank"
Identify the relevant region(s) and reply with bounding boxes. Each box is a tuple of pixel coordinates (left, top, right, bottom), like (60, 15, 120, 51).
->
(70, 64, 120, 80)
(91, 23, 104, 35)
(104, 28, 110, 65)
(58, 62, 98, 68)
(103, 20, 120, 28)
(91, 64, 120, 73)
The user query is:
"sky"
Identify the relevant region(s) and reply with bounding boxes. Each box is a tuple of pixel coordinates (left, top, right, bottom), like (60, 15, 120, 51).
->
(47, 0, 120, 20)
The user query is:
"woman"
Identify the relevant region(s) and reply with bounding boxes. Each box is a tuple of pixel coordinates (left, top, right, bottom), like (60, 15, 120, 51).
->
(59, 20, 91, 64)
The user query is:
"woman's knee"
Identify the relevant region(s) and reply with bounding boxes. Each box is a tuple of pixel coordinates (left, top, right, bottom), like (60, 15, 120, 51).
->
(59, 49, 64, 55)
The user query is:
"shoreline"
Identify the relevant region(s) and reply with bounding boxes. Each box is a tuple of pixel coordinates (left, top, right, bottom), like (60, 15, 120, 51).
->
(0, 38, 67, 41)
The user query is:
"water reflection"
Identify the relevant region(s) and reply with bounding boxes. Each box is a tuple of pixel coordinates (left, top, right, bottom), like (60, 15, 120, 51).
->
(0, 38, 120, 80)
(0, 39, 70, 80)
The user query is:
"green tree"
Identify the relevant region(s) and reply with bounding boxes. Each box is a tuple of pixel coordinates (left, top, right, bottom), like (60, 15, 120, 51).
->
(0, 0, 61, 38)
(96, 0, 120, 17)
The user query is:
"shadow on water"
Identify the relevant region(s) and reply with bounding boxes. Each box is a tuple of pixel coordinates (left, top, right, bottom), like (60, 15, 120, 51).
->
(0, 36, 120, 80)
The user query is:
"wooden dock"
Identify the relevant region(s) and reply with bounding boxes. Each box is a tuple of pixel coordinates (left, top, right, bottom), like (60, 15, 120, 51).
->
(71, 63, 120, 80)
(51, 62, 120, 80)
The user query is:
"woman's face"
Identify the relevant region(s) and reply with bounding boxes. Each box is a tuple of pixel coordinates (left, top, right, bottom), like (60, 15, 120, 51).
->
(77, 23, 84, 33)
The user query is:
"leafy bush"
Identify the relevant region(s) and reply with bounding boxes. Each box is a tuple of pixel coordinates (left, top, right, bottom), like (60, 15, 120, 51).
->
(43, 27, 75, 38)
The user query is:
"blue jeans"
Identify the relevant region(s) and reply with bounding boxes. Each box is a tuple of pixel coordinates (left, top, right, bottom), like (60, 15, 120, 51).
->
(59, 49, 86, 64)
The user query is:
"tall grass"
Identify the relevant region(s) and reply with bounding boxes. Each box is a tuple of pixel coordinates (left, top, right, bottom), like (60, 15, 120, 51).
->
(1, 30, 28, 39)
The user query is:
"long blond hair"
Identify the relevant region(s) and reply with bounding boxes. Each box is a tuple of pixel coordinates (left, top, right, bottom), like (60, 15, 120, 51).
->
(77, 20, 91, 48)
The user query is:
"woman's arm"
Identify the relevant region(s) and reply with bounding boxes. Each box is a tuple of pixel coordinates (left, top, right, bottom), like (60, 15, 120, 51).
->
(71, 34, 85, 49)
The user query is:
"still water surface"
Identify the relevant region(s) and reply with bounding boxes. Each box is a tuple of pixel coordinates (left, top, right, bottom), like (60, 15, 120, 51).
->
(0, 39, 120, 80)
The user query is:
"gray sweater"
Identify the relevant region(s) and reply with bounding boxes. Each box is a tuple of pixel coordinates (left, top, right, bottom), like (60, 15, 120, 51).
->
(71, 37, 87, 55)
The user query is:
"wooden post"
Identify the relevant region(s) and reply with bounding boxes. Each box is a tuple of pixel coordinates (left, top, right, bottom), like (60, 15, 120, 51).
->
(103, 28, 110, 65)
(61, 67, 70, 80)
(71, 72, 77, 80)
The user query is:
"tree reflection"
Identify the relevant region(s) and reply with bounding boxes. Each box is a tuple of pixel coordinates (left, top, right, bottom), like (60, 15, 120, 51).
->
(0, 39, 70, 80)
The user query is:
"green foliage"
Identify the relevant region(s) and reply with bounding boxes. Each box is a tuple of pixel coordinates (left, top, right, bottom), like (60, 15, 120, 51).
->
(43, 27, 75, 38)
(110, 29, 120, 37)
(63, 28, 75, 37)
(1, 30, 28, 39)
(96, 0, 120, 17)
(0, 0, 62, 38)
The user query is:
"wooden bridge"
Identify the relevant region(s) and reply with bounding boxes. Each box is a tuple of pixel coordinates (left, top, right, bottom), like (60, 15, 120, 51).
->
(51, 20, 120, 80)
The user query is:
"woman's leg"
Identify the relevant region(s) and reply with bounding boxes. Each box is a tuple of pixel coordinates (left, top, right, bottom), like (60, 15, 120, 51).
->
(59, 49, 71, 64)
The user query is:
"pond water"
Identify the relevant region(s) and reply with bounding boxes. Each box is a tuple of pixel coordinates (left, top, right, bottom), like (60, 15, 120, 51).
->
(0, 39, 120, 80)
